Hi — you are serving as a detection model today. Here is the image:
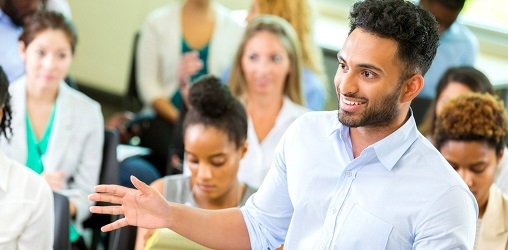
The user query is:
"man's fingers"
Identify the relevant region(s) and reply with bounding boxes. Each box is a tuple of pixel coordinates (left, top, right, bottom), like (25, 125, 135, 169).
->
(89, 205, 124, 215)
(94, 184, 129, 196)
(131, 175, 152, 195)
(89, 193, 124, 204)
(101, 217, 129, 232)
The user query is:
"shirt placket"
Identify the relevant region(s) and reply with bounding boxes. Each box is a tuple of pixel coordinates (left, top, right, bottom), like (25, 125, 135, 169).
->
(318, 156, 366, 249)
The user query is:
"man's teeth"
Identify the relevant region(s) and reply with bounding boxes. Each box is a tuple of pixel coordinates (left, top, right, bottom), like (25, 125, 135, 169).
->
(344, 100, 363, 105)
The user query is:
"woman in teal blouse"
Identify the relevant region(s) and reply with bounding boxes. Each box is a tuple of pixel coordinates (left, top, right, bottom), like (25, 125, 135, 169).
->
(0, 11, 104, 249)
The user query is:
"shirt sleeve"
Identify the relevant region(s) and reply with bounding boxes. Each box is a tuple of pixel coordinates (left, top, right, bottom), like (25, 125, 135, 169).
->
(240, 129, 294, 249)
(413, 185, 478, 249)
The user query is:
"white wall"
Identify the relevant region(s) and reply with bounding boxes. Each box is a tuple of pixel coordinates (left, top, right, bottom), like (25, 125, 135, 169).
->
(68, 0, 249, 95)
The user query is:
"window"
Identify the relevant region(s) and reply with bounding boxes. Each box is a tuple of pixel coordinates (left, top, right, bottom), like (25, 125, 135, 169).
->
(314, 0, 508, 56)
(462, 0, 508, 33)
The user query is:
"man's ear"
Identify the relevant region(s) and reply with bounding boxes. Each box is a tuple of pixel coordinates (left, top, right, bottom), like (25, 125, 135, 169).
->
(401, 74, 424, 103)
(18, 41, 27, 62)
(240, 140, 248, 159)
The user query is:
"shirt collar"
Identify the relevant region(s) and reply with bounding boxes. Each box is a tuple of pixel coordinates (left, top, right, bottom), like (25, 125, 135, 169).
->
(328, 112, 342, 137)
(331, 108, 419, 171)
(372, 109, 419, 171)
(0, 9, 16, 27)
(441, 21, 460, 40)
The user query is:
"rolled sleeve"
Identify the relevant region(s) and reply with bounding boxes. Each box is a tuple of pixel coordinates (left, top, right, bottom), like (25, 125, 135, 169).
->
(240, 131, 294, 249)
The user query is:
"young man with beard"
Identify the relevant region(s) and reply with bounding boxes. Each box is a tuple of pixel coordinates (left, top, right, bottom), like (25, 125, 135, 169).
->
(89, 0, 478, 249)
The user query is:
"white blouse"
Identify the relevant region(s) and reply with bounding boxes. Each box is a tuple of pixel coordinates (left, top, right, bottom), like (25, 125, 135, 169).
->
(0, 152, 54, 249)
(237, 97, 309, 189)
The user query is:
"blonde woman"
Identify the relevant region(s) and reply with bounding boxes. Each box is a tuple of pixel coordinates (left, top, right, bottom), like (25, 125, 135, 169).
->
(230, 0, 327, 111)
(228, 15, 308, 188)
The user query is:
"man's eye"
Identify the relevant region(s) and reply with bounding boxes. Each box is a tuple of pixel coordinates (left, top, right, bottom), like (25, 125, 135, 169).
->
(362, 71, 376, 78)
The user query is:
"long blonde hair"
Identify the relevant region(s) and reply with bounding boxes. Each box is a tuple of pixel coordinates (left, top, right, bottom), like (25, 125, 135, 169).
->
(257, 0, 326, 82)
(228, 15, 303, 105)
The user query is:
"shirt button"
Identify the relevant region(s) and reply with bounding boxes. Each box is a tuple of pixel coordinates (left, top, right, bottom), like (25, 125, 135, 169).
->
(320, 245, 325, 250)
(346, 171, 352, 177)
(331, 207, 338, 215)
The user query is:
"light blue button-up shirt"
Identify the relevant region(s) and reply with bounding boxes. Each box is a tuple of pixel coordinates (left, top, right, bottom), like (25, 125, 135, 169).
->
(419, 21, 478, 99)
(0, 9, 25, 83)
(241, 110, 478, 249)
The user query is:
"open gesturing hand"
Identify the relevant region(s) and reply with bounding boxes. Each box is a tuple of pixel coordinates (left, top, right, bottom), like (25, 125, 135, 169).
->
(89, 176, 171, 232)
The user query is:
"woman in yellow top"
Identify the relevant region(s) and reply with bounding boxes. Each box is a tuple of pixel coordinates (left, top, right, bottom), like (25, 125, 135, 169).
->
(434, 93, 508, 250)
(135, 76, 256, 250)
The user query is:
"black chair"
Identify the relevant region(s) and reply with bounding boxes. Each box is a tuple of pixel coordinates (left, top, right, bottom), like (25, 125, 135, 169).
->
(108, 215, 137, 250)
(83, 129, 120, 250)
(410, 97, 433, 126)
(53, 192, 71, 250)
(124, 31, 142, 112)
(122, 30, 178, 176)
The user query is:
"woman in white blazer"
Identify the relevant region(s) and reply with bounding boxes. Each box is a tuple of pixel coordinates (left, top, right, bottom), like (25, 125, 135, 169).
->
(137, 0, 244, 121)
(134, 0, 244, 172)
(0, 11, 103, 249)
(434, 93, 508, 250)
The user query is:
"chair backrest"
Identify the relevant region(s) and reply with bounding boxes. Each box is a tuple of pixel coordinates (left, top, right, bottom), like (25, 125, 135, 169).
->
(100, 129, 119, 185)
(125, 31, 142, 112)
(109, 215, 137, 250)
(82, 130, 120, 249)
(410, 97, 433, 127)
(83, 129, 119, 229)
(53, 192, 71, 250)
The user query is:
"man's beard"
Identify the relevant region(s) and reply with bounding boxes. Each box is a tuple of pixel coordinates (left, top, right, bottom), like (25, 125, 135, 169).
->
(338, 84, 402, 128)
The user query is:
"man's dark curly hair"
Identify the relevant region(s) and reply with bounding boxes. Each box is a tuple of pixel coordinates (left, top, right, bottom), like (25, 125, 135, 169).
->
(0, 67, 12, 141)
(349, 0, 440, 80)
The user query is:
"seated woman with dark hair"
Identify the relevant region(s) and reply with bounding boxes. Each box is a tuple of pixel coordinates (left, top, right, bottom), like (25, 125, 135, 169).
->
(434, 93, 508, 249)
(135, 76, 257, 250)
(0, 11, 103, 248)
(419, 66, 508, 194)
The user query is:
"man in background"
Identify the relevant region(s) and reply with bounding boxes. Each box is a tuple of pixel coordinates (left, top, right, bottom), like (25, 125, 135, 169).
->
(0, 0, 38, 83)
(418, 0, 478, 99)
